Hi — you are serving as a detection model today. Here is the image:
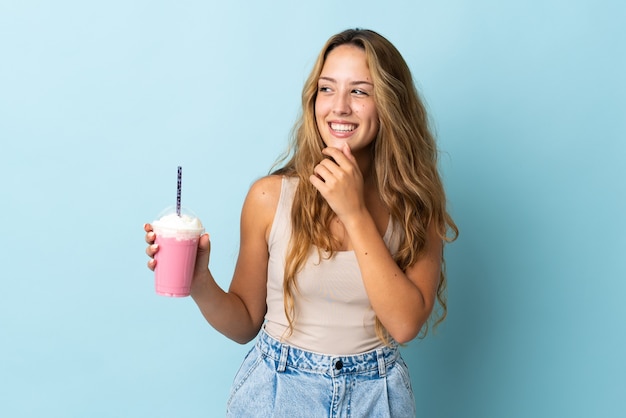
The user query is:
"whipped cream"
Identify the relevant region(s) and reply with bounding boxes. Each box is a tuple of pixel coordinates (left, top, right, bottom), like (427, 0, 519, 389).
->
(153, 213, 204, 239)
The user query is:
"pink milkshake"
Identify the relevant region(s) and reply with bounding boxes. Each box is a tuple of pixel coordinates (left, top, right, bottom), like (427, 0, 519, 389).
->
(152, 210, 204, 297)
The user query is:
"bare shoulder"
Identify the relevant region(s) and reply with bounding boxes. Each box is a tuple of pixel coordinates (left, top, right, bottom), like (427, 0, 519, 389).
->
(241, 175, 283, 237)
(245, 175, 283, 209)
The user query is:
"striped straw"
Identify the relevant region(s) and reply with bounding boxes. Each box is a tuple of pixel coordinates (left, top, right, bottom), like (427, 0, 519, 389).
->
(176, 166, 182, 217)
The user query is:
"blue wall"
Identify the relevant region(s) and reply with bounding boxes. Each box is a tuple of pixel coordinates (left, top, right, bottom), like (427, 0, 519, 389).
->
(1, 1, 624, 417)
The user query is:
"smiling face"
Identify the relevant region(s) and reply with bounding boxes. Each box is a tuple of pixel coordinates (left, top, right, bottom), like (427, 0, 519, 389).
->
(315, 44, 379, 155)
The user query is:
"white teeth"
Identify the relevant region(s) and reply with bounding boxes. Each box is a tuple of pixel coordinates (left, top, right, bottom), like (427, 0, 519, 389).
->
(330, 123, 356, 132)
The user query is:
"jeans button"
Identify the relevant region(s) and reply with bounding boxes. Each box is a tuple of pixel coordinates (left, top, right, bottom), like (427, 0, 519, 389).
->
(335, 360, 343, 370)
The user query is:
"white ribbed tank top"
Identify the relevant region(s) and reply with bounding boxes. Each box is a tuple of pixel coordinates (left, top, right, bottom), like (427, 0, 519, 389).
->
(264, 176, 402, 355)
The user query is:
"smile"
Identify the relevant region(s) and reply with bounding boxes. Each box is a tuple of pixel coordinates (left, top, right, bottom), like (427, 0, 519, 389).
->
(330, 122, 357, 132)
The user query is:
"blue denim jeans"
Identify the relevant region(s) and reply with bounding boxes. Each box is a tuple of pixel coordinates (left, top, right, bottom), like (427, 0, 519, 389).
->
(226, 329, 416, 417)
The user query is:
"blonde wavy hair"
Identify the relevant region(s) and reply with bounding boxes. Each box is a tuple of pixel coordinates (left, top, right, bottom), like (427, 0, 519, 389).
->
(272, 29, 458, 343)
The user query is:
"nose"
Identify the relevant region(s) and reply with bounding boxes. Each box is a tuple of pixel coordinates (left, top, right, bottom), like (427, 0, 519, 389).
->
(332, 92, 351, 116)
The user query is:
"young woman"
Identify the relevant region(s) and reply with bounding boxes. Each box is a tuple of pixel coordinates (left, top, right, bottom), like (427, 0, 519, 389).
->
(145, 28, 457, 417)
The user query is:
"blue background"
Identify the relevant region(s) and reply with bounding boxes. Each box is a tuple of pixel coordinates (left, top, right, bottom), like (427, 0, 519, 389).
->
(1, 1, 624, 417)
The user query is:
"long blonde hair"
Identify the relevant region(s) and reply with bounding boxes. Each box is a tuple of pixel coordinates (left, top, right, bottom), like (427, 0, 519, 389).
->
(272, 29, 458, 342)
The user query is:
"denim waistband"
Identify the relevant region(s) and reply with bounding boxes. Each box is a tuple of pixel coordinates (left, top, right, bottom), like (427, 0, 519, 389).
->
(256, 328, 399, 378)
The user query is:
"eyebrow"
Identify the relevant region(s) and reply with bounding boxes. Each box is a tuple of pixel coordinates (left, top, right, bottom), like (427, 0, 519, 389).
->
(318, 76, 374, 87)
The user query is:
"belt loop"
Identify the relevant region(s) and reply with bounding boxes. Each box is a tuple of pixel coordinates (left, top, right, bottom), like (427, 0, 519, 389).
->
(277, 343, 289, 373)
(376, 348, 386, 378)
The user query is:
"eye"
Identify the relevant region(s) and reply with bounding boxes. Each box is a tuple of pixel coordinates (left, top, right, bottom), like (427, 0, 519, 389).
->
(318, 86, 332, 93)
(352, 89, 369, 96)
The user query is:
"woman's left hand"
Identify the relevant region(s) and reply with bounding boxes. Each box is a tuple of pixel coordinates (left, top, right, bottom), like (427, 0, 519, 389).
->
(309, 143, 366, 221)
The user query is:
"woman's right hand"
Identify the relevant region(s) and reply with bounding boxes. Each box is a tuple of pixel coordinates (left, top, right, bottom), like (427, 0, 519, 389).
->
(144, 223, 158, 271)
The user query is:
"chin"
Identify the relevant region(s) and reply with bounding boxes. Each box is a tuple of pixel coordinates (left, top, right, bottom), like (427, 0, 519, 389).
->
(324, 138, 349, 149)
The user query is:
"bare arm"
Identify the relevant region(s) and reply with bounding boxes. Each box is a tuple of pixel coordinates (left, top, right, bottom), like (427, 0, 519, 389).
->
(310, 145, 441, 343)
(145, 175, 281, 344)
(341, 212, 441, 343)
(190, 175, 280, 343)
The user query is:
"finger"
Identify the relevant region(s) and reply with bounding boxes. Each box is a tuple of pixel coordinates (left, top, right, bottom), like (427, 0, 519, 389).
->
(309, 173, 327, 191)
(341, 143, 355, 162)
(322, 146, 352, 168)
(322, 146, 344, 162)
(144, 223, 153, 233)
(198, 233, 210, 250)
(313, 160, 336, 181)
(146, 243, 159, 257)
(147, 258, 156, 271)
(145, 231, 156, 244)
(195, 233, 212, 269)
